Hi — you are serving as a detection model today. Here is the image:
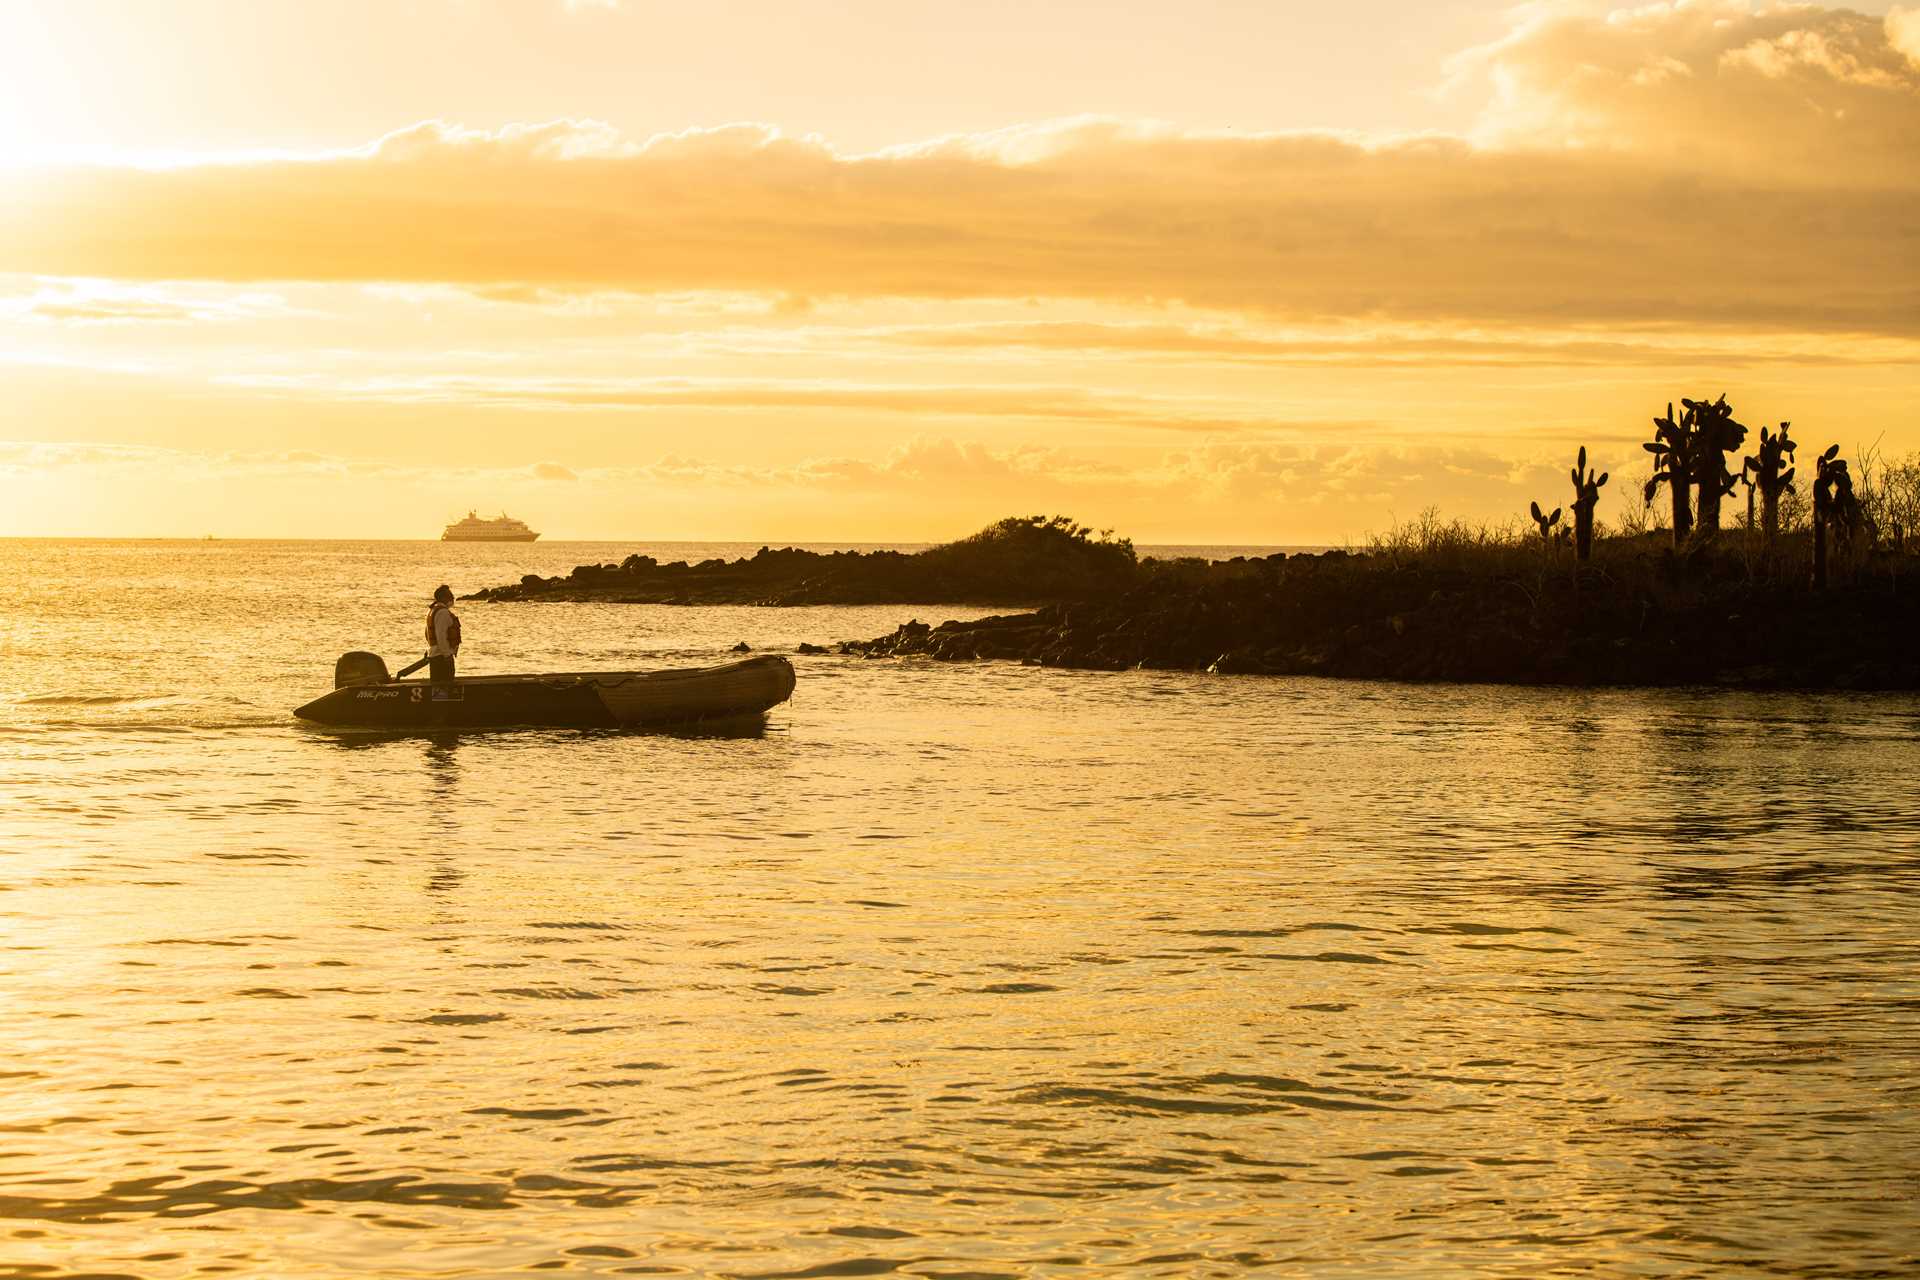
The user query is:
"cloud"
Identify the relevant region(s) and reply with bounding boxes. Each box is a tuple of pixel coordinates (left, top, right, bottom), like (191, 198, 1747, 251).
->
(1456, 0, 1920, 174)
(1, 4, 1914, 337)
(0, 441, 177, 469)
(0, 439, 565, 486)
(0, 441, 355, 478)
(207, 371, 1346, 435)
(0, 278, 297, 325)
(1889, 6, 1920, 69)
(0, 432, 1516, 505)
(24, 300, 198, 324)
(862, 319, 1920, 368)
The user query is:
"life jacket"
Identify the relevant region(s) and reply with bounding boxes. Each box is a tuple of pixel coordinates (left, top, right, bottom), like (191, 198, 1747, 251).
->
(426, 601, 462, 650)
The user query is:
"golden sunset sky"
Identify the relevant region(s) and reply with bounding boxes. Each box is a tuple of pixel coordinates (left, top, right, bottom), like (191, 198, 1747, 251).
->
(2, 0, 1917, 541)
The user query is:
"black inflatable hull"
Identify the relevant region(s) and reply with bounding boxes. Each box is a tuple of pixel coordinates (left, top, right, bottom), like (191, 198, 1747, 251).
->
(295, 655, 796, 729)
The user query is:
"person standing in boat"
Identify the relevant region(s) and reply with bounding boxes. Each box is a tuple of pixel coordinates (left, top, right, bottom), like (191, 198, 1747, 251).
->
(426, 585, 461, 683)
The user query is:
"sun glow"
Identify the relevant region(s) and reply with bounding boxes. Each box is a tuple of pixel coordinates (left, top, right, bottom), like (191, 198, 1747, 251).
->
(0, 4, 69, 168)
(0, 78, 41, 167)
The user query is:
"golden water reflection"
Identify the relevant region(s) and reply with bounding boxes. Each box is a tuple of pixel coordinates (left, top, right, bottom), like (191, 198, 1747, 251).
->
(1, 543, 1917, 1277)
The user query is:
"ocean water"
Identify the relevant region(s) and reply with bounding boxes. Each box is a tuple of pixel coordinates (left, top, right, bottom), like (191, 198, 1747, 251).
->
(1, 539, 1917, 1279)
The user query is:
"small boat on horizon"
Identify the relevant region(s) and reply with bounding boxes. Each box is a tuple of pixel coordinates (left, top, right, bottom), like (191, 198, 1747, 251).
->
(442, 511, 540, 542)
(295, 652, 796, 730)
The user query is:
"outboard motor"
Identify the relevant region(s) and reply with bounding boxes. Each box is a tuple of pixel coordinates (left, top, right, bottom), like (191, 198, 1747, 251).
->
(334, 651, 392, 689)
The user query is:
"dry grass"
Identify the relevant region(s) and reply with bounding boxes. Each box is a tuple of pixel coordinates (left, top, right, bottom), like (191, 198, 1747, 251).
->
(1357, 449, 1920, 583)
(1363, 507, 1541, 574)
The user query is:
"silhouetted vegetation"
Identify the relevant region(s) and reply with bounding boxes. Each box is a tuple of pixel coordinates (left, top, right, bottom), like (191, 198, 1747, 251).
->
(1690, 395, 1747, 539)
(1528, 500, 1565, 550)
(1812, 444, 1862, 591)
(1863, 451, 1920, 550)
(1741, 422, 1797, 555)
(915, 515, 1136, 599)
(1569, 447, 1607, 561)
(1645, 402, 1697, 548)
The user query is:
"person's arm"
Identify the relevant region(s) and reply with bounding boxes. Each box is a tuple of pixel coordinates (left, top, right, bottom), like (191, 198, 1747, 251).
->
(434, 609, 455, 653)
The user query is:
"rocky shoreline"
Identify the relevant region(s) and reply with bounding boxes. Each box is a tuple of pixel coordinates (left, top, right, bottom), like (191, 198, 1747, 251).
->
(836, 551, 1920, 690)
(467, 516, 1920, 690)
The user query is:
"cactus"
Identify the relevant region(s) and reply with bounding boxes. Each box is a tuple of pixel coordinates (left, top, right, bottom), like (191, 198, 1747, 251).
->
(1812, 444, 1858, 590)
(1528, 500, 1564, 549)
(1570, 446, 1607, 562)
(1643, 402, 1695, 549)
(1686, 395, 1747, 539)
(1740, 422, 1797, 554)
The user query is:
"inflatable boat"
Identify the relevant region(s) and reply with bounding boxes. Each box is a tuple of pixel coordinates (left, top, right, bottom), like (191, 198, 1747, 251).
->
(295, 651, 796, 729)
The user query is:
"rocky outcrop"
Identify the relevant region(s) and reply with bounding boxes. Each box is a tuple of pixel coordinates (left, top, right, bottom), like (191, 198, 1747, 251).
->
(472, 546, 965, 606)
(467, 516, 1141, 607)
(840, 550, 1920, 689)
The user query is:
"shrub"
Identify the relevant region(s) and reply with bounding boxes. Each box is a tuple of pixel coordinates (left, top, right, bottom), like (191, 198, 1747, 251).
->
(917, 515, 1139, 598)
(1858, 449, 1920, 550)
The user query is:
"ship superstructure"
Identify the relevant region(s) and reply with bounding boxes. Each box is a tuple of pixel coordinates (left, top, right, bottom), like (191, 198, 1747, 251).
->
(441, 511, 540, 542)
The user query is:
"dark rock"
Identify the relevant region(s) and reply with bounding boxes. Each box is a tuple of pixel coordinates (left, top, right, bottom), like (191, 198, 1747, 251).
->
(837, 545, 1920, 690)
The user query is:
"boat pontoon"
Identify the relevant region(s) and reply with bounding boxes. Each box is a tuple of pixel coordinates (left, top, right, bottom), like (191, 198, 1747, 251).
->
(295, 651, 796, 729)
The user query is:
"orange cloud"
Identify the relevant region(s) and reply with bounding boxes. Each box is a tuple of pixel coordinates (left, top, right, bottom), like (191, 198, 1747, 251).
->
(209, 371, 1361, 436)
(2, 3, 1914, 336)
(1458, 0, 1920, 174)
(0, 278, 297, 325)
(864, 320, 1920, 368)
(1892, 6, 1920, 68)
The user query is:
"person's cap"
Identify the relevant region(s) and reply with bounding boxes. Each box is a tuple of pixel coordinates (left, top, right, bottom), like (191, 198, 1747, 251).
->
(433, 584, 454, 602)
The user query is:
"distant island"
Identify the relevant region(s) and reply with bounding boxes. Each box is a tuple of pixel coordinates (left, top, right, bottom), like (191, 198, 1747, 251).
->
(467, 515, 1138, 607)
(471, 408, 1920, 690)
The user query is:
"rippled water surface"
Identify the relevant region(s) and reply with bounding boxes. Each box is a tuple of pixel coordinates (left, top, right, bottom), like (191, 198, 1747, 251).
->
(2, 540, 1917, 1278)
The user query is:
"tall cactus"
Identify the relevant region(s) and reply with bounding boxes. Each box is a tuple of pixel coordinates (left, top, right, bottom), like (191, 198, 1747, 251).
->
(1812, 444, 1855, 590)
(1687, 395, 1747, 539)
(1570, 447, 1607, 562)
(1644, 402, 1695, 549)
(1529, 500, 1564, 549)
(1740, 422, 1797, 554)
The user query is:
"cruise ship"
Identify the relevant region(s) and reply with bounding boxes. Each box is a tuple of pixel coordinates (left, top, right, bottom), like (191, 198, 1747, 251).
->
(441, 511, 540, 542)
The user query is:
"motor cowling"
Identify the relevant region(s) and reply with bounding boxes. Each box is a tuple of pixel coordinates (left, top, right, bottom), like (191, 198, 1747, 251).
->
(334, 651, 392, 688)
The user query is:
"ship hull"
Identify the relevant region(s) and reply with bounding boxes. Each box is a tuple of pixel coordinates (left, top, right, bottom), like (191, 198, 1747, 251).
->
(441, 531, 540, 542)
(295, 656, 795, 730)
